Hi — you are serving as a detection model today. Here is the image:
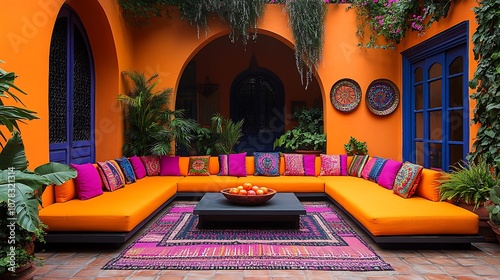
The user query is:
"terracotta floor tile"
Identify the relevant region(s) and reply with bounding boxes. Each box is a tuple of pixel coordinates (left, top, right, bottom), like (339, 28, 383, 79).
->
(157, 276, 185, 280)
(394, 275, 426, 280)
(304, 270, 343, 280)
(428, 257, 459, 266)
(469, 265, 500, 276)
(455, 276, 495, 280)
(73, 267, 103, 277)
(214, 272, 245, 280)
(97, 269, 135, 277)
(439, 265, 475, 276)
(454, 257, 487, 266)
(42, 266, 82, 278)
(412, 264, 445, 274)
(401, 256, 433, 265)
(421, 274, 456, 280)
(244, 269, 272, 277)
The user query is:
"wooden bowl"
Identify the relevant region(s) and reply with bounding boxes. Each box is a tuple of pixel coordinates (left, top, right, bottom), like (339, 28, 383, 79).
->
(220, 188, 277, 205)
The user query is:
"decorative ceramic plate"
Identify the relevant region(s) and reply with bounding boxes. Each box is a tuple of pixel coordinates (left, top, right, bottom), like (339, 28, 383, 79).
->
(366, 79, 400, 116)
(330, 79, 362, 112)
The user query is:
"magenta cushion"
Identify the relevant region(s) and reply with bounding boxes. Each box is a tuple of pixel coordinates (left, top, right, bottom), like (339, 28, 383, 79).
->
(141, 155, 161, 176)
(361, 157, 376, 180)
(229, 152, 247, 177)
(320, 154, 347, 176)
(303, 155, 316, 176)
(160, 155, 181, 176)
(218, 154, 229, 176)
(70, 163, 103, 200)
(129, 155, 147, 179)
(377, 159, 403, 190)
(283, 154, 305, 176)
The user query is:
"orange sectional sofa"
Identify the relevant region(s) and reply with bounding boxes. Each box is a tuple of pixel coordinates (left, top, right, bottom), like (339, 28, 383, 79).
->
(39, 156, 483, 245)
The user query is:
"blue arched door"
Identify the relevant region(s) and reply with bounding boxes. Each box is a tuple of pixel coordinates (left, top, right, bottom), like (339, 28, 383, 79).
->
(231, 69, 284, 154)
(48, 6, 95, 164)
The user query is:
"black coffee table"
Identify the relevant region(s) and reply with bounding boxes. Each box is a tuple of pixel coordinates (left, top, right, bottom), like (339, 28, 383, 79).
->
(193, 192, 306, 229)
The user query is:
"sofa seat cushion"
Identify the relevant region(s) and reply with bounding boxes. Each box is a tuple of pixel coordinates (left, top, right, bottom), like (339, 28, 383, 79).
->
(323, 176, 478, 236)
(39, 176, 179, 232)
(177, 175, 238, 192)
(237, 176, 324, 192)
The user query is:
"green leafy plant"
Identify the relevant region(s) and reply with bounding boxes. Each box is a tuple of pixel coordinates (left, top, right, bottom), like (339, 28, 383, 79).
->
(468, 1, 500, 173)
(487, 185, 500, 227)
(438, 159, 498, 211)
(285, 0, 327, 88)
(117, 71, 199, 156)
(344, 136, 368, 155)
(210, 113, 244, 155)
(0, 61, 38, 146)
(274, 107, 326, 151)
(351, 0, 452, 49)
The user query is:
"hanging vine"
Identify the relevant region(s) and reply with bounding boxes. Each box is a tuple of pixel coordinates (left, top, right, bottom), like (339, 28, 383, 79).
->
(468, 0, 500, 171)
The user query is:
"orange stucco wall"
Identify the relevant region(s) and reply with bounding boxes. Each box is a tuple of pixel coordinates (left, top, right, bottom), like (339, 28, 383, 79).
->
(0, 1, 479, 166)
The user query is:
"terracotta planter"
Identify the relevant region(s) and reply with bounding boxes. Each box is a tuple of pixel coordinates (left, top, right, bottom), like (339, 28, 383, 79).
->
(487, 220, 500, 243)
(1, 263, 36, 280)
(457, 202, 497, 242)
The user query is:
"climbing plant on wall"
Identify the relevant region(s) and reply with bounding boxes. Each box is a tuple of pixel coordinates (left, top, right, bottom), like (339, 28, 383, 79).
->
(468, 0, 500, 172)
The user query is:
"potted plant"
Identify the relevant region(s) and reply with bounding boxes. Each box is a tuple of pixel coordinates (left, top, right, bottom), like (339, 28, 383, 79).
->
(273, 107, 326, 154)
(438, 159, 499, 241)
(117, 71, 199, 156)
(0, 62, 77, 278)
(210, 113, 244, 155)
(344, 136, 368, 155)
(486, 185, 500, 243)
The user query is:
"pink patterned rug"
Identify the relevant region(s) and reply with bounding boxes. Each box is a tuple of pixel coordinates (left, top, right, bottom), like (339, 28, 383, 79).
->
(103, 201, 393, 271)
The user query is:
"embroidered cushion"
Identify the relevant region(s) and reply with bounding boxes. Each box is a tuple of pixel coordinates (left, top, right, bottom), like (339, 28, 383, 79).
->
(218, 153, 247, 177)
(70, 163, 103, 200)
(319, 154, 347, 176)
(377, 159, 403, 190)
(348, 155, 369, 177)
(188, 156, 210, 176)
(141, 155, 160, 176)
(115, 156, 136, 184)
(361, 157, 377, 180)
(160, 155, 181, 176)
(283, 154, 305, 176)
(303, 154, 316, 176)
(368, 157, 388, 182)
(254, 152, 280, 176)
(55, 179, 77, 203)
(393, 162, 424, 198)
(97, 160, 125, 192)
(128, 155, 147, 179)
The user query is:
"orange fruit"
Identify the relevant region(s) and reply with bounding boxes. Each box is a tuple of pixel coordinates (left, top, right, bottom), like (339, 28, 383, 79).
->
(256, 189, 264, 195)
(237, 186, 244, 190)
(242, 182, 253, 190)
(260, 187, 268, 194)
(238, 189, 247, 195)
(252, 186, 259, 191)
(229, 188, 239, 194)
(247, 190, 256, 196)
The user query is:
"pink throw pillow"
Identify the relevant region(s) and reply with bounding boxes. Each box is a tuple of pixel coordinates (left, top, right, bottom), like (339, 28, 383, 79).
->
(141, 155, 161, 176)
(283, 154, 305, 176)
(129, 155, 147, 179)
(303, 155, 316, 176)
(361, 157, 376, 180)
(70, 163, 103, 200)
(160, 155, 181, 176)
(228, 152, 247, 177)
(377, 159, 403, 190)
(320, 154, 347, 176)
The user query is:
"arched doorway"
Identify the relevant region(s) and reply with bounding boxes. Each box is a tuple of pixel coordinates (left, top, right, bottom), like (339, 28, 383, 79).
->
(231, 68, 284, 154)
(48, 5, 95, 164)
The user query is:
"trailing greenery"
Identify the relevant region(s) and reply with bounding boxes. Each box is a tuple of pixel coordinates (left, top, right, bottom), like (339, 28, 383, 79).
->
(350, 0, 452, 49)
(344, 136, 368, 155)
(438, 159, 499, 211)
(117, 71, 199, 156)
(0, 61, 38, 146)
(117, 0, 178, 25)
(285, 0, 327, 88)
(274, 107, 326, 151)
(468, 0, 500, 172)
(210, 113, 244, 155)
(487, 185, 500, 227)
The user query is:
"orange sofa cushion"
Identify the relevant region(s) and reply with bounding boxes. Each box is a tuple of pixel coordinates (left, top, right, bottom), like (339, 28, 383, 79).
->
(55, 179, 77, 203)
(415, 168, 443, 202)
(237, 175, 324, 192)
(177, 175, 239, 192)
(323, 176, 478, 236)
(39, 176, 179, 232)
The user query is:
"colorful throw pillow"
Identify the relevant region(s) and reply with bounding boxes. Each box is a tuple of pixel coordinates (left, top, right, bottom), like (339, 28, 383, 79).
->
(320, 154, 347, 176)
(55, 179, 77, 203)
(368, 158, 388, 182)
(188, 156, 210, 176)
(160, 155, 181, 176)
(303, 154, 316, 176)
(115, 157, 136, 184)
(70, 163, 103, 200)
(218, 153, 247, 177)
(283, 154, 305, 176)
(361, 157, 377, 180)
(129, 155, 147, 179)
(97, 161, 125, 192)
(393, 162, 424, 198)
(141, 155, 160, 176)
(254, 152, 280, 176)
(377, 159, 403, 190)
(348, 155, 369, 177)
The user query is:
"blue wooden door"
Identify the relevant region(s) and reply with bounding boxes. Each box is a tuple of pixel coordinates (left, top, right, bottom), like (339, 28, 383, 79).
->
(48, 6, 95, 164)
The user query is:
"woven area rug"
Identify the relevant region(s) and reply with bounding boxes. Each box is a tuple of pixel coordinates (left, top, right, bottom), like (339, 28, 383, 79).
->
(103, 201, 393, 271)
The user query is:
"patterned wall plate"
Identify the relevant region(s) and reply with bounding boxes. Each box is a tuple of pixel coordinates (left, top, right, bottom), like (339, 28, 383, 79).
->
(366, 79, 400, 116)
(330, 79, 362, 112)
